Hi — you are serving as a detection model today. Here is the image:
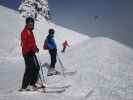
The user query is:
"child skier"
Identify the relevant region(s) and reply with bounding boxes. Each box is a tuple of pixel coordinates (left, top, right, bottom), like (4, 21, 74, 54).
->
(61, 40, 69, 53)
(43, 28, 59, 76)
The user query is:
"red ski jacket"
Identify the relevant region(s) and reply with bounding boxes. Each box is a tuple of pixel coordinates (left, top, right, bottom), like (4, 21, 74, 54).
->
(63, 40, 69, 48)
(21, 26, 37, 55)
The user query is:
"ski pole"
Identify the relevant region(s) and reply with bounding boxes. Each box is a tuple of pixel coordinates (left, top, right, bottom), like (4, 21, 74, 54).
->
(57, 53, 66, 77)
(38, 73, 45, 88)
(36, 54, 46, 85)
(33, 55, 46, 87)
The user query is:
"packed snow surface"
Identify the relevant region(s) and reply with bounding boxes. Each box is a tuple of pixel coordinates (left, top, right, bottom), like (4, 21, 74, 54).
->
(0, 5, 133, 100)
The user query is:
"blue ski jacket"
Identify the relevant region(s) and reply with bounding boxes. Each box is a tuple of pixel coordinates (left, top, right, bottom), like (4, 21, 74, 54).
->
(46, 34, 57, 49)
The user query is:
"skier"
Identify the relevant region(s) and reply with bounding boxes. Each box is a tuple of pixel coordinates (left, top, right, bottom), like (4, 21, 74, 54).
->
(61, 40, 69, 53)
(43, 28, 59, 76)
(19, 17, 40, 91)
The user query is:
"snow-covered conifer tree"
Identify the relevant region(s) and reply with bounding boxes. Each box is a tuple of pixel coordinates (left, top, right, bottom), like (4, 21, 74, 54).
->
(18, 0, 50, 20)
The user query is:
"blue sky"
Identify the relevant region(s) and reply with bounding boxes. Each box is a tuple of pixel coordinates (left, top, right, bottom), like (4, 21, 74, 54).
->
(0, 0, 19, 10)
(0, 0, 133, 48)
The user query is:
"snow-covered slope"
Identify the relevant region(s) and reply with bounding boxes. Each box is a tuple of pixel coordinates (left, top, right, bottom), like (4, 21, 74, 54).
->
(0, 6, 24, 60)
(0, 5, 88, 60)
(60, 37, 133, 100)
(1, 5, 133, 100)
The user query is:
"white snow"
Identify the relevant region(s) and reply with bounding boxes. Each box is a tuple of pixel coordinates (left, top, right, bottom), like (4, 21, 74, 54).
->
(0, 5, 133, 100)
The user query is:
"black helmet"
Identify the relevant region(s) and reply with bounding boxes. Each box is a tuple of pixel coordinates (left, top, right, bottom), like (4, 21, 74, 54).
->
(26, 17, 34, 24)
(49, 28, 55, 34)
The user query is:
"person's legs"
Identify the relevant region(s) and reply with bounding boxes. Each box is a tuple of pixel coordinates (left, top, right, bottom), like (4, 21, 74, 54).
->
(21, 54, 32, 89)
(61, 47, 65, 53)
(49, 49, 57, 69)
(29, 54, 40, 87)
(48, 49, 58, 76)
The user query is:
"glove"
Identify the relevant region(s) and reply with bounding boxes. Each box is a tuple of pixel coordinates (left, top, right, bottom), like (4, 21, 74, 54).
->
(36, 47, 39, 53)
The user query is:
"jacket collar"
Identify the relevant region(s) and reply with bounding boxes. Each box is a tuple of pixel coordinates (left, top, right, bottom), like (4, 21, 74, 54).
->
(24, 25, 32, 32)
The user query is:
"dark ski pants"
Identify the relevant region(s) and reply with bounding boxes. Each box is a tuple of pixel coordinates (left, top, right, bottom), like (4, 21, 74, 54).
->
(49, 48, 57, 69)
(61, 47, 66, 53)
(21, 52, 40, 89)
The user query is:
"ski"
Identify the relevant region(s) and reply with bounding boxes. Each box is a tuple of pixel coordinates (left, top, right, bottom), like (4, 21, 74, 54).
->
(6, 84, 70, 95)
(62, 70, 77, 76)
(17, 88, 66, 94)
(42, 62, 77, 76)
(37, 88, 66, 93)
(47, 70, 77, 76)
(46, 84, 71, 89)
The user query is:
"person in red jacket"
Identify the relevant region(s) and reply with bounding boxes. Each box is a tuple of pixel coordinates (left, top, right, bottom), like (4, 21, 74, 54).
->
(61, 40, 69, 53)
(19, 17, 41, 91)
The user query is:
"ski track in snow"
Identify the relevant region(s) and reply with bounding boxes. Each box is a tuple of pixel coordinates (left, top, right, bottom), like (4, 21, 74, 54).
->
(1, 5, 133, 100)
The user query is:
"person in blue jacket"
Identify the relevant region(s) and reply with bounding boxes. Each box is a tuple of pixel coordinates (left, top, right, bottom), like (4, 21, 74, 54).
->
(46, 28, 58, 76)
